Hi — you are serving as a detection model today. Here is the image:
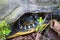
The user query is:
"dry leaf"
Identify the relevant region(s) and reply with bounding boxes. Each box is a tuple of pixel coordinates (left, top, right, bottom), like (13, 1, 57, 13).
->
(50, 20, 60, 35)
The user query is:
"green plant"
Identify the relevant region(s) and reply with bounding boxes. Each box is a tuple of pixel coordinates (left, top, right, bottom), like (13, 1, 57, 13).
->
(0, 21, 11, 40)
(37, 17, 44, 25)
(36, 17, 45, 32)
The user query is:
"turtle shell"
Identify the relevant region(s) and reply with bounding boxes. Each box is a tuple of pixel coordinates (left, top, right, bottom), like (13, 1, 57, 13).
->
(0, 0, 59, 23)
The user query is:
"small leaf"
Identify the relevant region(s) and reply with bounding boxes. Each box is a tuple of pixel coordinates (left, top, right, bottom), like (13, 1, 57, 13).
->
(0, 31, 2, 35)
(37, 17, 44, 24)
(0, 21, 7, 28)
(5, 28, 11, 35)
(35, 25, 39, 32)
(2, 30, 6, 35)
(39, 24, 46, 32)
(39, 26, 44, 32)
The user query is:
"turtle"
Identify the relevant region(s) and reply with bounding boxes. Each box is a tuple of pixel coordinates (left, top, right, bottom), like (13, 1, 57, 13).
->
(0, 0, 59, 39)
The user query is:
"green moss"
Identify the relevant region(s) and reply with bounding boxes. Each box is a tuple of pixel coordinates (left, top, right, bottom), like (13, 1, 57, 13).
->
(0, 21, 11, 40)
